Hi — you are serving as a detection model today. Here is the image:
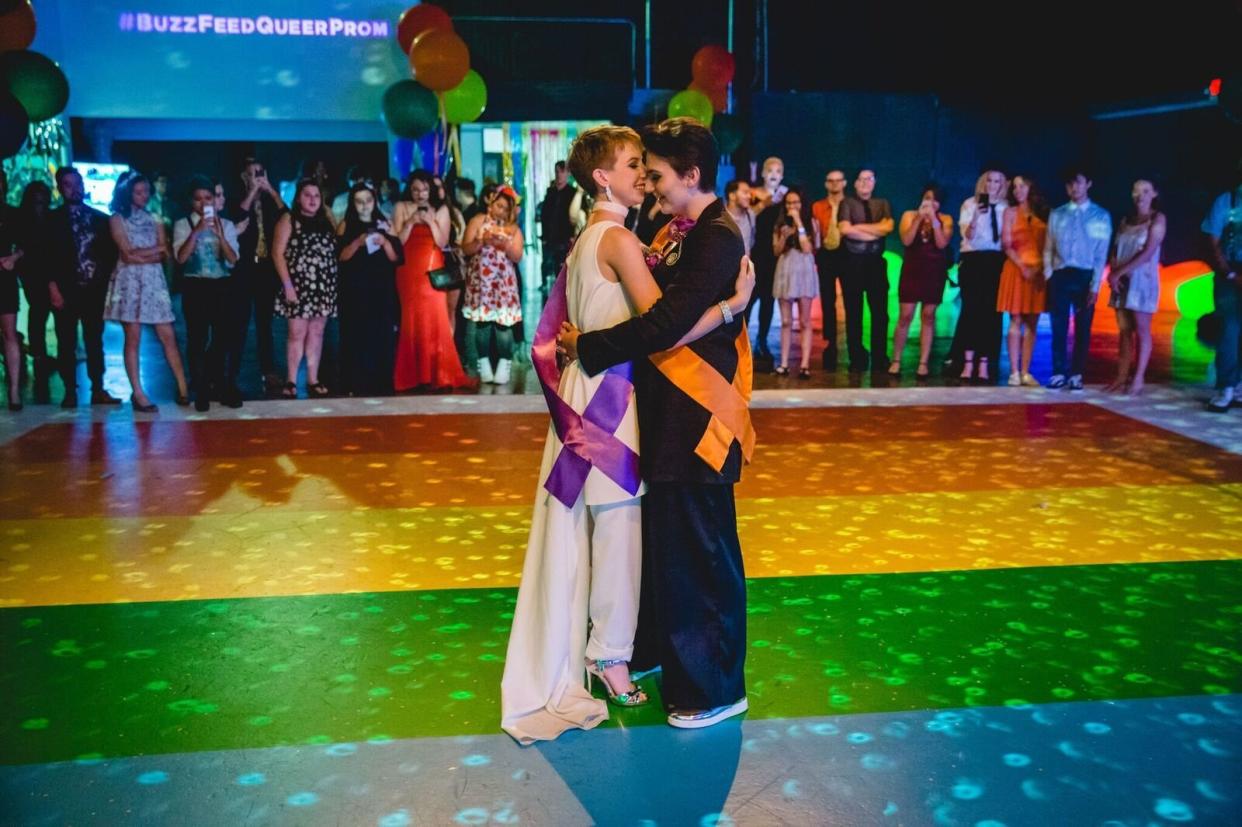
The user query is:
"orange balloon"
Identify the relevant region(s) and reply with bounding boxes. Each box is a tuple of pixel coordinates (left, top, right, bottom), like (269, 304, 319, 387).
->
(690, 80, 727, 113)
(0, 1, 36, 53)
(408, 28, 469, 92)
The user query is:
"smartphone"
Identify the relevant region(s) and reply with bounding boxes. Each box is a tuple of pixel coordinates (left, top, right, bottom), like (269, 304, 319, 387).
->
(203, 205, 216, 219)
(977, 193, 989, 209)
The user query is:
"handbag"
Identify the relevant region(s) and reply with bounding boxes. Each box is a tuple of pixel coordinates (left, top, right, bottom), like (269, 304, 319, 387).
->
(428, 249, 465, 291)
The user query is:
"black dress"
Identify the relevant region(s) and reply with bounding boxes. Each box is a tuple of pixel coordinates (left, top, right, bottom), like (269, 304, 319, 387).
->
(337, 230, 402, 396)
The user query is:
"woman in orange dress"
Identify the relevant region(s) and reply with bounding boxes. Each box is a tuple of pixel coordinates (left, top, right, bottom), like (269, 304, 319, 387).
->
(391, 170, 472, 391)
(996, 175, 1048, 387)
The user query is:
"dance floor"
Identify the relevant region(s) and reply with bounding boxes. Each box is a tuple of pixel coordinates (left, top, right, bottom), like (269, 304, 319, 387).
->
(1, 387, 1239, 826)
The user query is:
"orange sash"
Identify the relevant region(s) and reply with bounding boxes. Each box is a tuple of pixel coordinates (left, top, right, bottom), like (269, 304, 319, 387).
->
(648, 327, 755, 472)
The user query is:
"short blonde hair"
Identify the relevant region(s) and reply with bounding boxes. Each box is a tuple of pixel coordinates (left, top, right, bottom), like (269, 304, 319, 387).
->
(568, 125, 642, 197)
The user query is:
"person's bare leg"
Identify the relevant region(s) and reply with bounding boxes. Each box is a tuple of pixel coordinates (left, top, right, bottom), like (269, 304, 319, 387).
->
(778, 299, 793, 371)
(891, 303, 915, 373)
(919, 304, 938, 373)
(0, 314, 20, 405)
(798, 297, 814, 370)
(1007, 315, 1023, 382)
(1020, 314, 1038, 376)
(1107, 308, 1132, 392)
(153, 322, 188, 399)
(1129, 310, 1154, 396)
(122, 323, 154, 406)
(286, 319, 308, 386)
(305, 316, 327, 386)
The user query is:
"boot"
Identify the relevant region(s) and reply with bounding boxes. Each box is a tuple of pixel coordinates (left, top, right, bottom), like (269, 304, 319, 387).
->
(477, 358, 494, 384)
(493, 358, 511, 386)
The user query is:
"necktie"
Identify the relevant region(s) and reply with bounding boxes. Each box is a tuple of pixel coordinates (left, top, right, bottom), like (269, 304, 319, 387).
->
(990, 204, 999, 245)
(254, 198, 268, 259)
(863, 199, 873, 223)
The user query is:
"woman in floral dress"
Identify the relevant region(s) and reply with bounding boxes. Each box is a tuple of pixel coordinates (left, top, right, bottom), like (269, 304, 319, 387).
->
(461, 186, 524, 386)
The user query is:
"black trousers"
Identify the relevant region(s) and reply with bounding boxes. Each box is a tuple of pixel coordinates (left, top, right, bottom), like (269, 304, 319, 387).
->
(233, 257, 279, 377)
(182, 277, 239, 395)
(744, 263, 775, 353)
(841, 251, 889, 368)
(952, 251, 1006, 370)
(633, 482, 747, 710)
(815, 247, 847, 348)
(52, 283, 107, 393)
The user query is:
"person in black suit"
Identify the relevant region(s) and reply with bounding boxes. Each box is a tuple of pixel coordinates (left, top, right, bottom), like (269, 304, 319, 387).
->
(47, 167, 121, 408)
(229, 157, 287, 396)
(560, 119, 753, 730)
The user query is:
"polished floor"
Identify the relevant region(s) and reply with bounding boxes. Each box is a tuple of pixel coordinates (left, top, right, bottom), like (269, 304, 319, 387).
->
(1, 382, 1240, 825)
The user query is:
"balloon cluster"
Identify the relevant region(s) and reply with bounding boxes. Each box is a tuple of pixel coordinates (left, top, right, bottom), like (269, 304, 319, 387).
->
(0, 1, 70, 158)
(381, 3, 487, 139)
(668, 45, 743, 154)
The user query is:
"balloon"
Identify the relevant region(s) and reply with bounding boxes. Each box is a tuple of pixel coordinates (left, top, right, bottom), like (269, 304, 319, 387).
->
(381, 80, 439, 138)
(442, 69, 486, 123)
(711, 112, 743, 155)
(0, 1, 36, 53)
(408, 28, 470, 92)
(690, 80, 727, 113)
(396, 3, 453, 54)
(667, 89, 714, 128)
(691, 45, 734, 90)
(0, 90, 28, 157)
(0, 50, 68, 122)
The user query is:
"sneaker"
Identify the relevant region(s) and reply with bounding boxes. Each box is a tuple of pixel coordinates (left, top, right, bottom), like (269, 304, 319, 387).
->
(1047, 374, 1067, 390)
(667, 697, 749, 730)
(1206, 387, 1234, 413)
(1020, 373, 1041, 387)
(1067, 375, 1084, 392)
(1007, 373, 1022, 387)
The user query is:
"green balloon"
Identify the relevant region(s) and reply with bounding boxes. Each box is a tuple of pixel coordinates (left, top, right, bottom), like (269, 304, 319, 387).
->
(381, 80, 440, 139)
(667, 89, 713, 128)
(443, 70, 487, 124)
(0, 51, 69, 124)
(712, 112, 743, 154)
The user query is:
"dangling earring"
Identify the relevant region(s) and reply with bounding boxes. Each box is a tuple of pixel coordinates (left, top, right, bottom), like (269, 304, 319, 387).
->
(604, 184, 614, 202)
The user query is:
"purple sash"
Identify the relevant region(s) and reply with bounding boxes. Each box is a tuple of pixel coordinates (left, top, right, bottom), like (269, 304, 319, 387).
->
(531, 262, 641, 509)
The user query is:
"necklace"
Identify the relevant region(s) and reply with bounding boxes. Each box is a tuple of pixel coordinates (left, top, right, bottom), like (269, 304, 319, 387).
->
(592, 200, 630, 219)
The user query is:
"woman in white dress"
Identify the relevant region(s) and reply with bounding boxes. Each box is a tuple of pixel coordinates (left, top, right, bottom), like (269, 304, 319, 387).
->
(1105, 179, 1166, 396)
(501, 126, 754, 744)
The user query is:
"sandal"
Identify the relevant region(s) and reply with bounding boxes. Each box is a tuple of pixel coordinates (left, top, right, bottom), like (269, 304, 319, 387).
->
(586, 659, 648, 708)
(887, 360, 901, 376)
(916, 362, 930, 379)
(773, 365, 789, 376)
(308, 382, 330, 398)
(798, 367, 811, 379)
(281, 382, 297, 399)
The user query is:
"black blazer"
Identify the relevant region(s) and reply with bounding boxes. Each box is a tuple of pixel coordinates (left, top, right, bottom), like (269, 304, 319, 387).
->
(46, 204, 118, 292)
(577, 199, 746, 484)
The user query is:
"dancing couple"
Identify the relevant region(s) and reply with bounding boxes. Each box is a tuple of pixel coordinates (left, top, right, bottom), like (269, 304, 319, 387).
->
(501, 118, 756, 744)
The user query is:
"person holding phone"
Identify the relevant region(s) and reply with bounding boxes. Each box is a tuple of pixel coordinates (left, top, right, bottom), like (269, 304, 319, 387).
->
(892, 184, 954, 378)
(462, 186, 524, 386)
(771, 185, 819, 378)
(174, 176, 240, 411)
(952, 170, 1009, 382)
(338, 183, 402, 397)
(232, 158, 286, 397)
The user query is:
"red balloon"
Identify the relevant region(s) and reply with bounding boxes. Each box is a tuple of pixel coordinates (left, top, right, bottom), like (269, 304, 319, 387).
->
(409, 28, 470, 92)
(0, 1, 36, 53)
(396, 3, 452, 54)
(690, 81, 727, 113)
(691, 45, 734, 90)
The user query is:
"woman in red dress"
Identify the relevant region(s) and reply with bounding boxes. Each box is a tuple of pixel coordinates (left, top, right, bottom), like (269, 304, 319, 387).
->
(391, 170, 472, 391)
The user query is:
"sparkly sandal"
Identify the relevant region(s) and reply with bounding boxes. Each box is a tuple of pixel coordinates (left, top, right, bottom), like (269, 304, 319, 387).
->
(586, 659, 649, 707)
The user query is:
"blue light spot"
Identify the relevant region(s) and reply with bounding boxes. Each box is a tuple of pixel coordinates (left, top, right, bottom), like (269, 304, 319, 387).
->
(952, 779, 984, 800)
(1056, 741, 1083, 758)
(847, 732, 873, 744)
(882, 722, 911, 739)
(379, 811, 412, 827)
(809, 723, 838, 736)
(462, 754, 491, 767)
(782, 780, 800, 798)
(454, 809, 489, 826)
(1022, 780, 1047, 801)
(326, 743, 358, 757)
(1154, 798, 1194, 822)
(1198, 738, 1231, 757)
(237, 773, 266, 786)
(1083, 722, 1111, 735)
(1002, 753, 1031, 767)
(1196, 780, 1227, 802)
(975, 821, 1008, 827)
(1178, 713, 1206, 726)
(137, 771, 168, 785)
(287, 792, 318, 807)
(861, 753, 895, 771)
(883, 802, 899, 817)
(699, 814, 734, 827)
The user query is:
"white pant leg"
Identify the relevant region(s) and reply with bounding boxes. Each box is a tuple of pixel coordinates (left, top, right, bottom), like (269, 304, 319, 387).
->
(584, 497, 643, 662)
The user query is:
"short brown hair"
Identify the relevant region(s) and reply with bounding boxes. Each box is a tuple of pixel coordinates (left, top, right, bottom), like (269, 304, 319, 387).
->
(641, 118, 719, 193)
(568, 125, 641, 197)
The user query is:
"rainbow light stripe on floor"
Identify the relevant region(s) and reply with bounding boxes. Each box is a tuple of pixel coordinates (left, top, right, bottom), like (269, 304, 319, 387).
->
(2, 400, 1240, 825)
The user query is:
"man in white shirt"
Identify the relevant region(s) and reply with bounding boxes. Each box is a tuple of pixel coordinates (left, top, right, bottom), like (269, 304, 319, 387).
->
(1043, 168, 1112, 391)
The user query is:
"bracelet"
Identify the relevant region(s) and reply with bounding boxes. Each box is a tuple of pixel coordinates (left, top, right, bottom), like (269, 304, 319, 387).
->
(797, 227, 806, 235)
(718, 300, 734, 324)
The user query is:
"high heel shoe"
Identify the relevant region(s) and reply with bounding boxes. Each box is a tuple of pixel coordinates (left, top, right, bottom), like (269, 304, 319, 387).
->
(586, 659, 649, 708)
(773, 365, 789, 376)
(132, 399, 159, 413)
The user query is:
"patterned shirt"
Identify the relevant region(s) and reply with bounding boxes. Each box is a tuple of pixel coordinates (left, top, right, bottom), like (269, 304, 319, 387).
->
(68, 205, 98, 285)
(173, 215, 239, 279)
(1044, 199, 1113, 290)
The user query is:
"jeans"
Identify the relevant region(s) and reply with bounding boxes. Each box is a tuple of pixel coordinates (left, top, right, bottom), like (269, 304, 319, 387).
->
(1214, 274, 1242, 389)
(1047, 267, 1095, 377)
